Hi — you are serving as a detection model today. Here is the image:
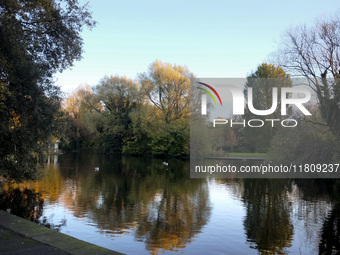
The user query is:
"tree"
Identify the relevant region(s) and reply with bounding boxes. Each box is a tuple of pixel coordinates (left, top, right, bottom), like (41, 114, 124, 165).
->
(60, 69, 192, 157)
(138, 60, 192, 156)
(269, 106, 336, 164)
(0, 0, 95, 181)
(277, 14, 340, 160)
(148, 117, 190, 157)
(225, 129, 237, 153)
(124, 104, 158, 155)
(91, 75, 141, 153)
(0, 0, 95, 74)
(139, 60, 192, 125)
(62, 85, 97, 151)
(277, 14, 340, 134)
(244, 63, 292, 152)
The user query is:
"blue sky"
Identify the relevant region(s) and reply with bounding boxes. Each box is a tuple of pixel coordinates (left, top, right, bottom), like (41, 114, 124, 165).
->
(55, 0, 340, 93)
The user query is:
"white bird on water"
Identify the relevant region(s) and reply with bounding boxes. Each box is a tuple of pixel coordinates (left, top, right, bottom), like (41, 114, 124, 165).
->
(94, 167, 99, 171)
(162, 161, 168, 166)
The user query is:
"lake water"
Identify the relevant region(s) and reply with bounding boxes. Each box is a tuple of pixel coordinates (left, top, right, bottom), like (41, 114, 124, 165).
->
(0, 153, 339, 255)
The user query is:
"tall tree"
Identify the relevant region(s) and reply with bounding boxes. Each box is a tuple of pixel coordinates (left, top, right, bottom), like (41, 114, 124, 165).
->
(0, 0, 95, 181)
(244, 63, 292, 152)
(277, 14, 340, 136)
(139, 60, 192, 125)
(92, 75, 140, 153)
(138, 60, 192, 156)
(62, 85, 97, 151)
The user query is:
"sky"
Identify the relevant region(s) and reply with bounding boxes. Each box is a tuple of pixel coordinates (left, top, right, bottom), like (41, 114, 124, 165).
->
(54, 0, 340, 93)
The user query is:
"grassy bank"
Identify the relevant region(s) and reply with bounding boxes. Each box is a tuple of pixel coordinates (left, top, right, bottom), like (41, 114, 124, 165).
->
(228, 152, 267, 158)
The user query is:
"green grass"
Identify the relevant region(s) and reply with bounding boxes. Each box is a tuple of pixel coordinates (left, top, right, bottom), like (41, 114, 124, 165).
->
(228, 152, 267, 158)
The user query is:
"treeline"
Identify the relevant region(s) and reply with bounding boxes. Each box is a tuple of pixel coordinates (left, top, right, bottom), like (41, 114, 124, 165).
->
(61, 60, 340, 164)
(192, 62, 339, 163)
(61, 60, 191, 157)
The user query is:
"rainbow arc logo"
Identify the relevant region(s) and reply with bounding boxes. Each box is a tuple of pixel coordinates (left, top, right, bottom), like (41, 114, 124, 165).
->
(196, 82, 222, 106)
(196, 82, 222, 115)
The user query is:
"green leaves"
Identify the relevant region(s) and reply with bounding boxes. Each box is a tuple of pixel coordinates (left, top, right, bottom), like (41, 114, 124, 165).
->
(243, 63, 292, 153)
(62, 64, 191, 157)
(1, 0, 95, 73)
(0, 0, 95, 181)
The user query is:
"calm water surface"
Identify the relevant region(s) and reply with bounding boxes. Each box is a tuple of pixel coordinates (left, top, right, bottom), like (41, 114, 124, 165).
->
(0, 153, 339, 255)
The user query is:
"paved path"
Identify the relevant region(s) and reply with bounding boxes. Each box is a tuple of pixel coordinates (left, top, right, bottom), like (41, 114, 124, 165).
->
(0, 225, 70, 255)
(0, 211, 123, 255)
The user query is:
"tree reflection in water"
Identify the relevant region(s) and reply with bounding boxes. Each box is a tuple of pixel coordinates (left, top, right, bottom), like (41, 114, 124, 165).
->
(240, 179, 340, 255)
(0, 163, 67, 231)
(0, 160, 65, 228)
(2, 153, 340, 255)
(242, 179, 294, 254)
(319, 204, 340, 254)
(0, 187, 44, 223)
(57, 153, 211, 254)
(294, 179, 340, 255)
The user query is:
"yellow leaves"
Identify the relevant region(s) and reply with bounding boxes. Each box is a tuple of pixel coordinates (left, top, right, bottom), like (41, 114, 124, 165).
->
(0, 82, 8, 103)
(256, 63, 289, 79)
(9, 110, 21, 130)
(51, 136, 59, 144)
(151, 60, 190, 85)
(62, 84, 93, 119)
(142, 60, 192, 124)
(4, 170, 62, 203)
